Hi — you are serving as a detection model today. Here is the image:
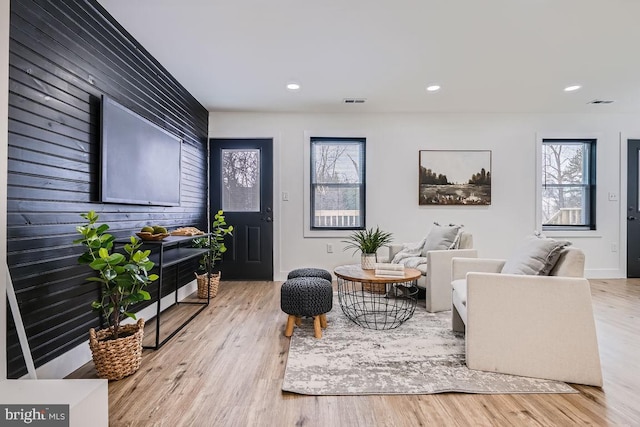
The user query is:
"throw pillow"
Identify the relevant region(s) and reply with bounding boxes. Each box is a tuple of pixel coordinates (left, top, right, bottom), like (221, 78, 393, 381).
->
(501, 234, 572, 275)
(420, 222, 462, 257)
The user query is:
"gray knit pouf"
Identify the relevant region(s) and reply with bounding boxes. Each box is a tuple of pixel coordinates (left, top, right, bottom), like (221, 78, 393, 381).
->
(281, 277, 333, 338)
(287, 267, 332, 282)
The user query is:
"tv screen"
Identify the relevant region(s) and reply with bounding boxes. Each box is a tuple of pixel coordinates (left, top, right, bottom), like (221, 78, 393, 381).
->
(100, 96, 182, 206)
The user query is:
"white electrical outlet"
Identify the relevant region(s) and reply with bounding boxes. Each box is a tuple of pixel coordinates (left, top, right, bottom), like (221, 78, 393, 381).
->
(326, 243, 333, 253)
(608, 192, 618, 201)
(282, 191, 289, 201)
(611, 242, 618, 253)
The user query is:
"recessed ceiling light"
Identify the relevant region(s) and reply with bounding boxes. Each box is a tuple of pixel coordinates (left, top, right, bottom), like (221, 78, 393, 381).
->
(286, 82, 301, 91)
(426, 85, 441, 92)
(564, 85, 582, 92)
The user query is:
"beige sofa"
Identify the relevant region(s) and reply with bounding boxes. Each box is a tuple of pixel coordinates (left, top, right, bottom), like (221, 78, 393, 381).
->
(389, 231, 476, 312)
(451, 247, 603, 387)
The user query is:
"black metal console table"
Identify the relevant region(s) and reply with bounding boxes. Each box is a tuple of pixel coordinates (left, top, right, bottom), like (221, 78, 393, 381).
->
(117, 234, 210, 349)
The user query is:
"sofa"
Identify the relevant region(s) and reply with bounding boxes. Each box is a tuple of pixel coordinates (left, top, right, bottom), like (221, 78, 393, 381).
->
(388, 229, 476, 312)
(451, 245, 603, 387)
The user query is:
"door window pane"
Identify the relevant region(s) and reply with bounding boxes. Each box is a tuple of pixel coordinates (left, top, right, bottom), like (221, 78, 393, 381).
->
(222, 149, 260, 212)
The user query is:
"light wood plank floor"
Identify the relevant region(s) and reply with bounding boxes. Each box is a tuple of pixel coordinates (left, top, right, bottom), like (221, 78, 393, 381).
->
(68, 279, 640, 426)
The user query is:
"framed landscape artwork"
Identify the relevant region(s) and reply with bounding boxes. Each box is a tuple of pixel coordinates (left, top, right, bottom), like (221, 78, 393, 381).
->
(419, 150, 492, 205)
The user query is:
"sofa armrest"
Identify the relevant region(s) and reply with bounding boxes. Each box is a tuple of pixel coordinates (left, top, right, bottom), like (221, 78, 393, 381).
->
(464, 272, 602, 386)
(451, 258, 505, 280)
(426, 249, 477, 312)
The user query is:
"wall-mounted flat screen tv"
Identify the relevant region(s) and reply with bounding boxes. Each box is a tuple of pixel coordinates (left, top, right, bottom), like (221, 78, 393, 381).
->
(100, 95, 182, 206)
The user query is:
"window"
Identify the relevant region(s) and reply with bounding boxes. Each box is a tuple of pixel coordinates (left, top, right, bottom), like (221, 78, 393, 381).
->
(310, 137, 365, 230)
(222, 149, 260, 212)
(541, 139, 596, 230)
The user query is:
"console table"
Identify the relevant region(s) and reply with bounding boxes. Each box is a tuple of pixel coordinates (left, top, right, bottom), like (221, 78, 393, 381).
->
(334, 264, 421, 330)
(116, 234, 210, 349)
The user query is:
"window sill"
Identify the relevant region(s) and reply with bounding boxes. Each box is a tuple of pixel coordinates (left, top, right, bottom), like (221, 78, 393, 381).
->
(542, 230, 602, 239)
(303, 229, 354, 239)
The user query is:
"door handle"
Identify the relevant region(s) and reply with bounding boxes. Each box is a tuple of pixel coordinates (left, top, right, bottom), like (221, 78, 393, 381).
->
(265, 216, 273, 222)
(628, 216, 636, 221)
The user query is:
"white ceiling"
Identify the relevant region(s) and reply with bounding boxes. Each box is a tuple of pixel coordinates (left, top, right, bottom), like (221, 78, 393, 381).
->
(97, 0, 640, 114)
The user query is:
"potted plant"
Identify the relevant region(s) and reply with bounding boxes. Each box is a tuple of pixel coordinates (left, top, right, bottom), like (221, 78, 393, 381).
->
(342, 226, 393, 270)
(192, 210, 233, 298)
(74, 210, 158, 380)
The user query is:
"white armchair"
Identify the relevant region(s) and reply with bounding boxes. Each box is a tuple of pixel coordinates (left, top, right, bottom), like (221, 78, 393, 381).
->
(389, 231, 476, 312)
(451, 247, 603, 387)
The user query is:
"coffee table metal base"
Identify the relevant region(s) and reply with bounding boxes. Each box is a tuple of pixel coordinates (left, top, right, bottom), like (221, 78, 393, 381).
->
(337, 278, 418, 330)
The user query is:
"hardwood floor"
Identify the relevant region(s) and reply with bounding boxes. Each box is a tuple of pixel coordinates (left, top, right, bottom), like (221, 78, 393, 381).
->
(68, 279, 640, 426)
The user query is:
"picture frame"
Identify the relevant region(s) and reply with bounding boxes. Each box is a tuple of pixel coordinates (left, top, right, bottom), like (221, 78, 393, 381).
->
(418, 150, 492, 205)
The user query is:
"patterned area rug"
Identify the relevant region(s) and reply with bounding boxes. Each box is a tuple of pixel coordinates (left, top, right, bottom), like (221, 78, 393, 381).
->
(282, 297, 577, 395)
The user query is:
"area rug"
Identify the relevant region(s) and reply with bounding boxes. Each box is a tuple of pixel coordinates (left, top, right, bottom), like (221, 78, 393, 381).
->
(282, 297, 577, 395)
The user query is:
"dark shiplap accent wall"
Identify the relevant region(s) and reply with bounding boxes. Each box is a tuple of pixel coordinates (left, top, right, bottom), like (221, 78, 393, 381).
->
(7, 0, 208, 378)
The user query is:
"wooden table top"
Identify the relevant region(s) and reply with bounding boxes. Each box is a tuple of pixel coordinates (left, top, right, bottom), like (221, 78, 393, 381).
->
(334, 264, 421, 284)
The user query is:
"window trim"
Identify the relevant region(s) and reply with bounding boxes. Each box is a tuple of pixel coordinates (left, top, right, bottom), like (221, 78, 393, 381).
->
(538, 136, 597, 232)
(303, 132, 367, 238)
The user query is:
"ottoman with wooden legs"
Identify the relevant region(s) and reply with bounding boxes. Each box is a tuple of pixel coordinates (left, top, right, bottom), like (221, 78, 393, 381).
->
(287, 267, 333, 282)
(280, 276, 333, 339)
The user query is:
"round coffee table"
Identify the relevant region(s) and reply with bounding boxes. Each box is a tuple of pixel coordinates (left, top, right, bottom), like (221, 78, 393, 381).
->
(334, 264, 421, 330)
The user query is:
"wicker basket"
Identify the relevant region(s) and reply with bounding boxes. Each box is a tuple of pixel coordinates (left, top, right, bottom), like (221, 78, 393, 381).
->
(196, 271, 221, 298)
(89, 318, 145, 380)
(362, 282, 387, 294)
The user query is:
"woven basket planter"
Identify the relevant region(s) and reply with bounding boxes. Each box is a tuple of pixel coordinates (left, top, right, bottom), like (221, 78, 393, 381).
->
(196, 271, 221, 298)
(89, 318, 145, 380)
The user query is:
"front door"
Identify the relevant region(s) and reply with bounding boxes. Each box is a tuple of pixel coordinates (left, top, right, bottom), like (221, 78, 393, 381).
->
(210, 138, 273, 280)
(627, 139, 640, 277)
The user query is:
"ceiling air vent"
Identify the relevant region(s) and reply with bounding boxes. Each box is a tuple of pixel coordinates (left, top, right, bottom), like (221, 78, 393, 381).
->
(588, 99, 614, 104)
(343, 98, 366, 104)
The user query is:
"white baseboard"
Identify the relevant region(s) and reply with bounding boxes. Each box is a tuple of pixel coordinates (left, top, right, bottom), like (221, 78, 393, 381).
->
(27, 280, 198, 380)
(584, 268, 624, 279)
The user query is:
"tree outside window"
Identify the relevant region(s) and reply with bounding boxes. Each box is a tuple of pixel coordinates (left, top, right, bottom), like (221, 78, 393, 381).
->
(541, 139, 596, 230)
(222, 149, 260, 212)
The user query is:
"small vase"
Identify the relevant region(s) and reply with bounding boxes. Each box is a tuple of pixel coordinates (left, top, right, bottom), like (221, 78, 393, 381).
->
(361, 253, 377, 270)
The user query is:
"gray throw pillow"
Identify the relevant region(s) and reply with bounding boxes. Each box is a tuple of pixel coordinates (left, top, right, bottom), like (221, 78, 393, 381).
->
(501, 234, 572, 275)
(421, 223, 462, 257)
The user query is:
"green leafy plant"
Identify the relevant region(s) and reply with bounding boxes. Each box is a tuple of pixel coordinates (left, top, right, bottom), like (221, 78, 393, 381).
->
(342, 226, 393, 255)
(192, 210, 234, 273)
(74, 211, 158, 339)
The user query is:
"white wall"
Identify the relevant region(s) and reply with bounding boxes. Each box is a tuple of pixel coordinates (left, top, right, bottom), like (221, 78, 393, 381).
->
(210, 111, 640, 281)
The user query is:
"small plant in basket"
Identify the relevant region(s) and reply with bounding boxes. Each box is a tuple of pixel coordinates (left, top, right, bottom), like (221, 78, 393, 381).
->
(192, 210, 233, 298)
(74, 210, 158, 379)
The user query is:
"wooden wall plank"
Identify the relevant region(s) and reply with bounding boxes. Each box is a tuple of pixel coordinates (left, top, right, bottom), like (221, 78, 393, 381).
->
(7, 0, 209, 378)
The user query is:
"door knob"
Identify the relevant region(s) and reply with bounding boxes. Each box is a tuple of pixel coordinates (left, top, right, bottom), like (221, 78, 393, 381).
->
(628, 216, 636, 221)
(265, 216, 273, 222)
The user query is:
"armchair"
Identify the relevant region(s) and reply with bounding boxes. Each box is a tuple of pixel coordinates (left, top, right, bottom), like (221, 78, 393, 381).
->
(389, 231, 476, 312)
(451, 247, 603, 387)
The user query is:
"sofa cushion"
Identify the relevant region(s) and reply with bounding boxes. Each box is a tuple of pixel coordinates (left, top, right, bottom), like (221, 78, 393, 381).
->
(421, 223, 462, 256)
(416, 264, 428, 275)
(451, 279, 467, 306)
(501, 234, 572, 276)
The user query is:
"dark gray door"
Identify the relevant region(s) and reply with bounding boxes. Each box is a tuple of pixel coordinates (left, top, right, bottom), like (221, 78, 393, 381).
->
(210, 138, 273, 280)
(627, 139, 640, 277)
